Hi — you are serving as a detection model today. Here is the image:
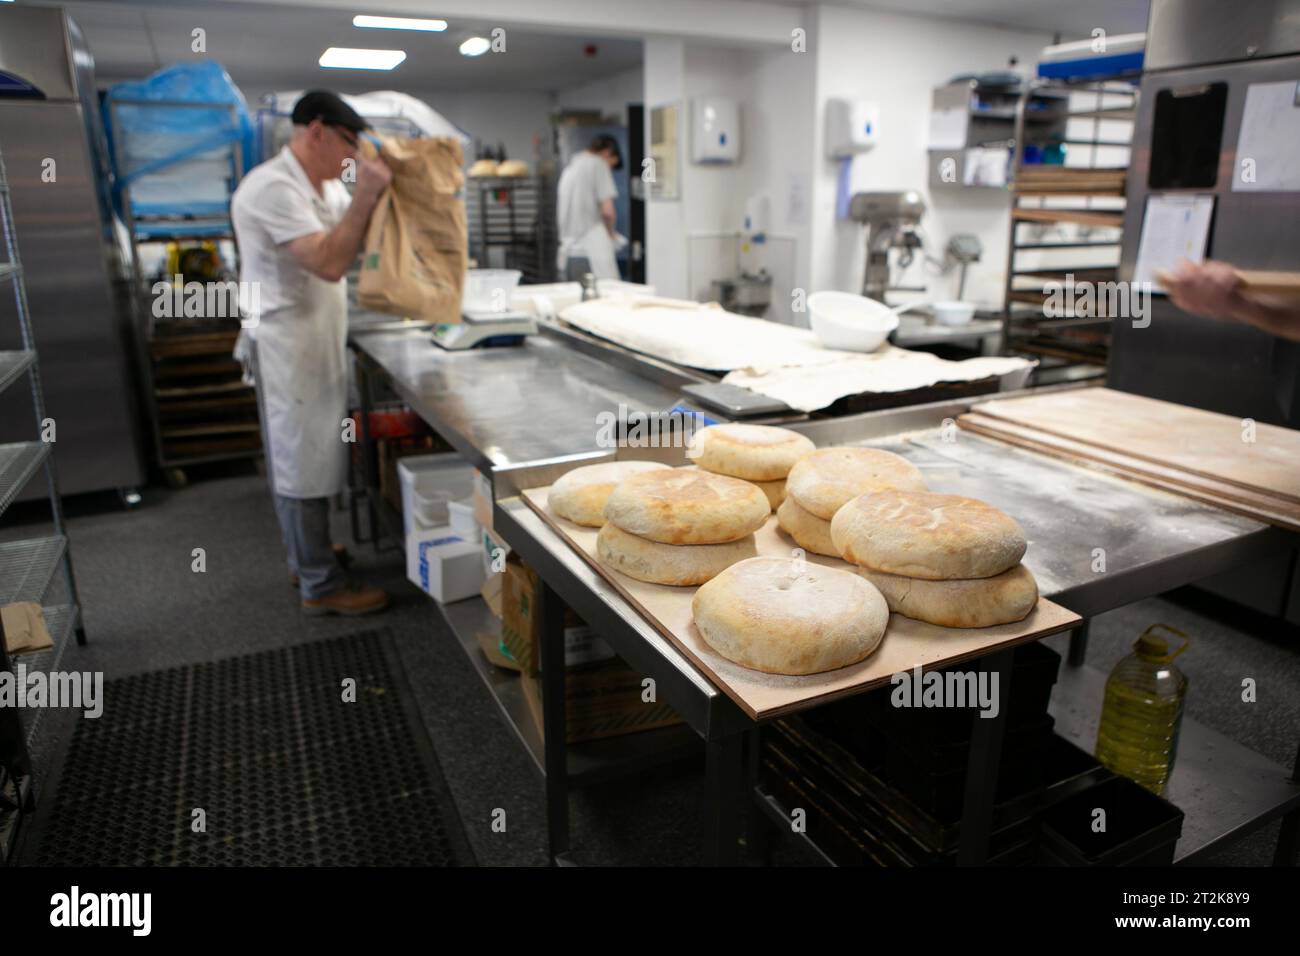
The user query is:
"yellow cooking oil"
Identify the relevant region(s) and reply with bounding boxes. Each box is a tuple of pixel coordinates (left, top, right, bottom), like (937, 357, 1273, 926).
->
(1094, 624, 1189, 794)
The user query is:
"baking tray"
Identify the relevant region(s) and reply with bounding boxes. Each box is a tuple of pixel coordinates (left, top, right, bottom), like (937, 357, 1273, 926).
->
(520, 486, 1081, 721)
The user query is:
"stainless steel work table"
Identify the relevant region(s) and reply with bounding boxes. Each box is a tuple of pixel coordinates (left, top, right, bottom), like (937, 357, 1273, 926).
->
(349, 327, 1299, 866)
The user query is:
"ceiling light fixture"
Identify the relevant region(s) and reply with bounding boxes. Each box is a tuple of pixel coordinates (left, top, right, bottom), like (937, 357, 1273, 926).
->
(319, 47, 407, 70)
(459, 36, 490, 57)
(353, 15, 447, 32)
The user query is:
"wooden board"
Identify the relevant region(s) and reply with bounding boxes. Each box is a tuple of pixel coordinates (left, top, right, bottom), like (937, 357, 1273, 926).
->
(1237, 269, 1300, 300)
(960, 412, 1300, 518)
(975, 387, 1300, 506)
(521, 487, 1080, 722)
(958, 415, 1300, 533)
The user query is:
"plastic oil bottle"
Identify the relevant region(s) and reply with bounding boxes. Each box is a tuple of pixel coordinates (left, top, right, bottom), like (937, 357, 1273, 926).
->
(1094, 624, 1190, 794)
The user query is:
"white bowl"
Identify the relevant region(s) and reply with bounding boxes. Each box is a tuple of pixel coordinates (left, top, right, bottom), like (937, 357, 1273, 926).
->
(807, 290, 899, 352)
(463, 269, 522, 313)
(933, 300, 975, 326)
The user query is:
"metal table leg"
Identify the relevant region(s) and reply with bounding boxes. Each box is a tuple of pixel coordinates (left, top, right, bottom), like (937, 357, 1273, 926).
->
(957, 648, 1014, 866)
(1068, 620, 1090, 668)
(538, 581, 571, 864)
(704, 730, 745, 866)
(1274, 744, 1300, 866)
(744, 727, 771, 865)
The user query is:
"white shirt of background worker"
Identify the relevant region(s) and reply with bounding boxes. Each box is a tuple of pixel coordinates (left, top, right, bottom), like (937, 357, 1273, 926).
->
(556, 134, 624, 281)
(231, 90, 392, 617)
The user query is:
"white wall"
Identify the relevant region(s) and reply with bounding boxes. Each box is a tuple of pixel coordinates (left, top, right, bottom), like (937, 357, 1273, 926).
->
(809, 5, 1052, 309)
(412, 90, 554, 165)
(554, 66, 644, 123)
(644, 38, 688, 300)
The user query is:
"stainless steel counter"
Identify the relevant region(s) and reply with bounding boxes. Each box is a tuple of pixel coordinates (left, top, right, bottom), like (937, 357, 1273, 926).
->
(350, 326, 686, 474)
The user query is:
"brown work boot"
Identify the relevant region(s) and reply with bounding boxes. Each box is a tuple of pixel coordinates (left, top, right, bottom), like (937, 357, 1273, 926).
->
(290, 544, 353, 588)
(301, 581, 390, 616)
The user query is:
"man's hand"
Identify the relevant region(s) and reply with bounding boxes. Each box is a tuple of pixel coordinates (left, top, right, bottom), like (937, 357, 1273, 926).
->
(353, 155, 393, 209)
(1158, 259, 1244, 320)
(1158, 258, 1300, 343)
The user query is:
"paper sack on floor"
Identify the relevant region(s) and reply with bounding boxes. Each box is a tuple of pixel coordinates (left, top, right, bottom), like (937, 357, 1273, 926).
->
(357, 135, 467, 322)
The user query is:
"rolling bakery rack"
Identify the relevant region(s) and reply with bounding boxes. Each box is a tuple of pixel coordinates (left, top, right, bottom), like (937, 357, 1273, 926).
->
(0, 144, 88, 864)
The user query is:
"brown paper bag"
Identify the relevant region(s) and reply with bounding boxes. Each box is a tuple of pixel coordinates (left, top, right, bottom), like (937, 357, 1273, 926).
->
(357, 136, 467, 322)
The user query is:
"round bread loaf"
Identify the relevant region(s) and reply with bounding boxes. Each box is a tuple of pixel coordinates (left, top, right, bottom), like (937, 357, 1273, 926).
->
(831, 490, 1027, 580)
(597, 523, 756, 586)
(604, 468, 769, 544)
(692, 556, 889, 675)
(786, 447, 926, 520)
(859, 564, 1038, 628)
(754, 477, 785, 512)
(688, 423, 815, 481)
(679, 464, 784, 512)
(549, 460, 670, 527)
(776, 495, 837, 557)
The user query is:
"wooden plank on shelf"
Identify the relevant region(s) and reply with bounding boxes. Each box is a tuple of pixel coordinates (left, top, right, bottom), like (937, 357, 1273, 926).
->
(152, 359, 242, 380)
(1013, 207, 1124, 228)
(160, 422, 260, 438)
(154, 380, 252, 398)
(519, 486, 1079, 722)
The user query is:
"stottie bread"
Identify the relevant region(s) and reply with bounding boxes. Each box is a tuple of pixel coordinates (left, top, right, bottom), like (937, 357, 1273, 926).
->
(692, 556, 889, 675)
(753, 477, 785, 512)
(603, 467, 769, 545)
(786, 447, 926, 520)
(597, 523, 756, 586)
(688, 423, 815, 481)
(859, 564, 1038, 628)
(549, 460, 670, 527)
(776, 495, 837, 558)
(831, 489, 1027, 580)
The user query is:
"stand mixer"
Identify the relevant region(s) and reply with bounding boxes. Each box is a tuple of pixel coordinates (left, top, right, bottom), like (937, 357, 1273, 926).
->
(847, 190, 926, 302)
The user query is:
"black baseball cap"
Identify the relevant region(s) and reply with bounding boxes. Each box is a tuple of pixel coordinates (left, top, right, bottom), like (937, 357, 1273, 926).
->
(290, 90, 368, 132)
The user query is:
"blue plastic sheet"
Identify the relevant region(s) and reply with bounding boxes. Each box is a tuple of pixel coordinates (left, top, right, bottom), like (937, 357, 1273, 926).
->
(103, 62, 254, 220)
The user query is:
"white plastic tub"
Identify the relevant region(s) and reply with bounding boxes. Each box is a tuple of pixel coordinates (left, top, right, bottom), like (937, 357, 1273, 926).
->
(463, 269, 522, 313)
(398, 454, 478, 538)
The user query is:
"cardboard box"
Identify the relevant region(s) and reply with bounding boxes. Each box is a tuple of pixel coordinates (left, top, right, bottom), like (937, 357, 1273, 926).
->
(501, 560, 614, 674)
(520, 659, 683, 744)
(480, 571, 504, 619)
(471, 468, 494, 530)
(481, 525, 511, 576)
(405, 526, 484, 603)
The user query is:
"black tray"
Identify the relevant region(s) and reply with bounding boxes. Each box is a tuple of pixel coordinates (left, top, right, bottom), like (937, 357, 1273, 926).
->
(1038, 775, 1185, 866)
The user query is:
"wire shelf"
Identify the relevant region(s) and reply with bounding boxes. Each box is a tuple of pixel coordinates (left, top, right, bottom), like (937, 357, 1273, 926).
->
(0, 442, 50, 518)
(0, 351, 34, 396)
(0, 535, 68, 607)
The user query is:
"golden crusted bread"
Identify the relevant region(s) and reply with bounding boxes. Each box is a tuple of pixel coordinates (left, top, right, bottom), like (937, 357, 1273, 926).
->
(776, 495, 838, 557)
(603, 467, 769, 544)
(831, 489, 1027, 580)
(688, 423, 815, 481)
(549, 460, 670, 527)
(692, 556, 888, 675)
(597, 523, 756, 586)
(858, 564, 1038, 628)
(786, 447, 926, 520)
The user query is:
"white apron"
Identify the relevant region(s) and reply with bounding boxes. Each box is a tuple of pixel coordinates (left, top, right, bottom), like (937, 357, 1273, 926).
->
(558, 223, 619, 280)
(250, 276, 349, 500)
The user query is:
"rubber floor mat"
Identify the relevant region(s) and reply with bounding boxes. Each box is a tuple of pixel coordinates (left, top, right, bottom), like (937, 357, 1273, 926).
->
(28, 629, 474, 866)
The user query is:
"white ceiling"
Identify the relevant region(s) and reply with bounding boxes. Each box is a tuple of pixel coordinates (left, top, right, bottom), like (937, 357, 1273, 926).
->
(35, 0, 643, 94)
(812, 0, 1151, 38)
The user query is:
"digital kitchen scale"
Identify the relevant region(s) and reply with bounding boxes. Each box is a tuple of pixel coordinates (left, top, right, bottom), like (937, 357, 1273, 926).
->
(431, 308, 538, 350)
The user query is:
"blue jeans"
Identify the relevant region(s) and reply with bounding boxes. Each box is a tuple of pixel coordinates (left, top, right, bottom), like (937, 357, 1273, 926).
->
(273, 494, 344, 600)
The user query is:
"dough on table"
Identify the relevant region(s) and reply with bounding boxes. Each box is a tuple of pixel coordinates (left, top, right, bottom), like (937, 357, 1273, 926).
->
(603, 467, 769, 544)
(549, 460, 670, 527)
(597, 523, 756, 586)
(859, 564, 1038, 628)
(688, 423, 815, 481)
(692, 556, 889, 675)
(831, 489, 1027, 580)
(785, 447, 926, 520)
(776, 495, 838, 558)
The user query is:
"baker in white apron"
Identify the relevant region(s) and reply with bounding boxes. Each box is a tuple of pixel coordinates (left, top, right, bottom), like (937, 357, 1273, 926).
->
(556, 134, 624, 281)
(231, 90, 392, 615)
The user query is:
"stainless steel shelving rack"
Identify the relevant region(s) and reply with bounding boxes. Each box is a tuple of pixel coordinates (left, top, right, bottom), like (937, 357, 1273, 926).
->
(0, 144, 87, 864)
(467, 175, 558, 283)
(1002, 74, 1138, 383)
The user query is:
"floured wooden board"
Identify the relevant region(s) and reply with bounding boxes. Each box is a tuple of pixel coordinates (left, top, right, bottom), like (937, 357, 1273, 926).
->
(958, 413, 1300, 533)
(521, 486, 1080, 721)
(976, 387, 1300, 505)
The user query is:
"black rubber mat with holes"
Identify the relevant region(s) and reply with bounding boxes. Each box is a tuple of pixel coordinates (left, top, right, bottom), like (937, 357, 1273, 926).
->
(27, 629, 475, 866)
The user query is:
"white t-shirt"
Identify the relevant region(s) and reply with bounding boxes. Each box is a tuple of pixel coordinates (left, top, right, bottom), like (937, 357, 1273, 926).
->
(556, 151, 617, 254)
(230, 146, 351, 320)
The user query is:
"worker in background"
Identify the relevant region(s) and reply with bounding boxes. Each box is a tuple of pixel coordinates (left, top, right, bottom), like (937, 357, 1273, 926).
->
(556, 134, 624, 281)
(231, 90, 392, 616)
(1160, 259, 1300, 343)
